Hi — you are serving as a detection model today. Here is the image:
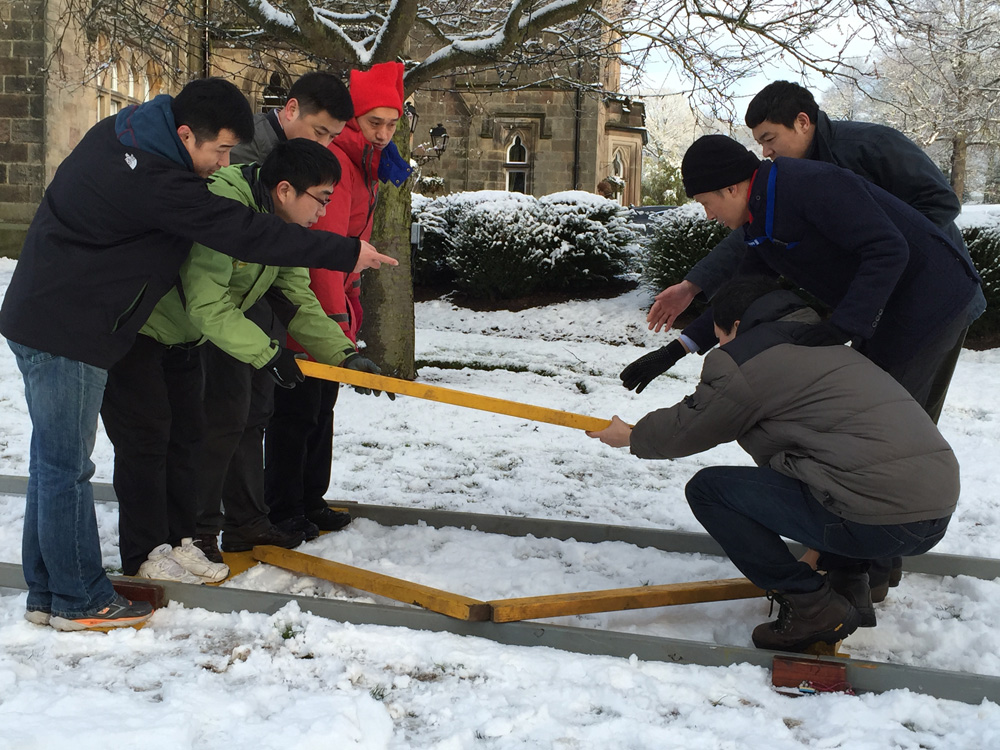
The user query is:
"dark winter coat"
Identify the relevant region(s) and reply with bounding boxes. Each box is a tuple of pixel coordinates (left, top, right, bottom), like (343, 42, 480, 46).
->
(737, 158, 979, 369)
(682, 110, 984, 351)
(629, 291, 960, 525)
(0, 96, 361, 369)
(229, 110, 285, 166)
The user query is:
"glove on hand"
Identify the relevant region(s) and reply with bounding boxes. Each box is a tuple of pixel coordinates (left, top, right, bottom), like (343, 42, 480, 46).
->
(342, 353, 395, 400)
(620, 339, 687, 394)
(266, 348, 306, 389)
(792, 321, 851, 347)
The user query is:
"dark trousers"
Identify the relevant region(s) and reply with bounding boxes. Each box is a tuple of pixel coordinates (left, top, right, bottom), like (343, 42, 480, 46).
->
(265, 378, 339, 523)
(861, 313, 970, 425)
(685, 466, 950, 594)
(100, 335, 205, 575)
(197, 343, 275, 539)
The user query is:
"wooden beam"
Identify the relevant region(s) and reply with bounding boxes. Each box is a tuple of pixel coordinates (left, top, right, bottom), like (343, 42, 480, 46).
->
(489, 578, 764, 623)
(297, 360, 611, 433)
(252, 546, 492, 622)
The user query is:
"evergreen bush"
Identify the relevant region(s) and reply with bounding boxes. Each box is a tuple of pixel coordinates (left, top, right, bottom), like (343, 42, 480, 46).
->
(640, 204, 731, 301)
(412, 190, 638, 301)
(539, 191, 634, 292)
(964, 225, 1000, 344)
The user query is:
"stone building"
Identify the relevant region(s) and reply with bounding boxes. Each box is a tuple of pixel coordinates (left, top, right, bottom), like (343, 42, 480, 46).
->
(406, 58, 646, 205)
(0, 1, 645, 256)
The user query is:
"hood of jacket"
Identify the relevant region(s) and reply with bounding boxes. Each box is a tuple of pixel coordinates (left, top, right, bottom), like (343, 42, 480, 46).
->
(115, 95, 194, 170)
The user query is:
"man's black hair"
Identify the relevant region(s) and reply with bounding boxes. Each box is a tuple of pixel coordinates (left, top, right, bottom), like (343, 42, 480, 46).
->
(259, 139, 342, 193)
(172, 78, 255, 143)
(287, 71, 353, 122)
(712, 276, 782, 334)
(744, 81, 819, 130)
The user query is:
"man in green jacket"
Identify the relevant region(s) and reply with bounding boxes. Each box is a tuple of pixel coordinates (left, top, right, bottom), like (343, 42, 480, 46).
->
(102, 139, 380, 579)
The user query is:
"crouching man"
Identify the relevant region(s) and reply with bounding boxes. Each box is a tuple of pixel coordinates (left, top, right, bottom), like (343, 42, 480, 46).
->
(588, 277, 957, 652)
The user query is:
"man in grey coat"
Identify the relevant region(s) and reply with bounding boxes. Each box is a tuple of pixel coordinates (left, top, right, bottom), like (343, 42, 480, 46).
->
(591, 277, 958, 652)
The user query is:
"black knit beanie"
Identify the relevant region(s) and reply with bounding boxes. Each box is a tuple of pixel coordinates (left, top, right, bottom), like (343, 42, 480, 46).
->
(681, 134, 761, 197)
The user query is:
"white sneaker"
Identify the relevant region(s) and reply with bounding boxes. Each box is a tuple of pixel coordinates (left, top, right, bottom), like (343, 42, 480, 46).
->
(171, 538, 230, 583)
(24, 610, 51, 626)
(137, 544, 204, 584)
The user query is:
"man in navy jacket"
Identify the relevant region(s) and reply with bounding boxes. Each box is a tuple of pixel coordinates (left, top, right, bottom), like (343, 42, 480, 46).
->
(626, 81, 984, 423)
(673, 135, 979, 407)
(0, 77, 397, 631)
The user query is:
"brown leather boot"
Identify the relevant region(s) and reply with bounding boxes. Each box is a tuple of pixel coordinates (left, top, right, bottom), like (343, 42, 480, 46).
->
(752, 579, 861, 652)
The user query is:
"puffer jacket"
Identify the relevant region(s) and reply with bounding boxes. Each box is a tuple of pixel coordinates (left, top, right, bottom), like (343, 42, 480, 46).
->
(629, 290, 960, 525)
(140, 164, 355, 369)
(299, 119, 381, 345)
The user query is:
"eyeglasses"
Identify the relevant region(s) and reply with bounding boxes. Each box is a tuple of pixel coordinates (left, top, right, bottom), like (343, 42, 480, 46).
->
(303, 190, 332, 207)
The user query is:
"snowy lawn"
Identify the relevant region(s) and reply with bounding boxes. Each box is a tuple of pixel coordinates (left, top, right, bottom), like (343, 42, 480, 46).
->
(2, 251, 1000, 747)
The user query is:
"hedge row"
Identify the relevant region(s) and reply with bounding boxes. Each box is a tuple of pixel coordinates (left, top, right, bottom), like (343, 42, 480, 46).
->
(412, 191, 638, 301)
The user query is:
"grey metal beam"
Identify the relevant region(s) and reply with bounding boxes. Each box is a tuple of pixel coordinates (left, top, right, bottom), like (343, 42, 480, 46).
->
(3, 474, 998, 581)
(1, 561, 997, 705)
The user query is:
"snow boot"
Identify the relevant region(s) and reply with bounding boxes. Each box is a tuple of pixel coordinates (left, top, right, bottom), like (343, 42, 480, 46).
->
(826, 567, 876, 628)
(752, 579, 861, 652)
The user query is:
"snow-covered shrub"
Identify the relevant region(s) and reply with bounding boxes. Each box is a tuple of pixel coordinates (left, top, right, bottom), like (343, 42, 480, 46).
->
(641, 204, 731, 299)
(410, 192, 454, 286)
(539, 191, 635, 292)
(449, 202, 557, 300)
(412, 190, 638, 300)
(964, 225, 1000, 343)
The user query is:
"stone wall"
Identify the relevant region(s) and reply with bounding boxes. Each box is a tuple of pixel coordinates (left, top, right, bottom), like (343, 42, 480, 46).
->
(412, 83, 644, 203)
(0, 0, 46, 256)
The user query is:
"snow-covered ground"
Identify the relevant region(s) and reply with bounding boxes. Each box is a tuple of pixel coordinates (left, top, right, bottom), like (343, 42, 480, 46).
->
(2, 240, 1000, 747)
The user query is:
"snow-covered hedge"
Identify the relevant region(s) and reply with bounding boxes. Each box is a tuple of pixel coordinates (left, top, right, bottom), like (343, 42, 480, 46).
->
(412, 191, 637, 301)
(640, 204, 731, 307)
(964, 226, 1000, 342)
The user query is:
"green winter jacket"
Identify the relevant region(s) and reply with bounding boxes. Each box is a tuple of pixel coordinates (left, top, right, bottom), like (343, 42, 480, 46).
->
(140, 164, 356, 369)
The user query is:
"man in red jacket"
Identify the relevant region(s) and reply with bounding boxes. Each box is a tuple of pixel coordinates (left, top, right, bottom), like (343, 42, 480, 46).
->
(265, 62, 409, 539)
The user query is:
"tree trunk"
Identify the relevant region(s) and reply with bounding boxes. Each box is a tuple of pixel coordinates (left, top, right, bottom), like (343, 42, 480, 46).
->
(950, 132, 968, 202)
(358, 123, 416, 380)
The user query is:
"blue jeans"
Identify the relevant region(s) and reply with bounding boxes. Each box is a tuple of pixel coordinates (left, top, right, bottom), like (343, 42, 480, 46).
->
(9, 341, 117, 617)
(685, 466, 950, 594)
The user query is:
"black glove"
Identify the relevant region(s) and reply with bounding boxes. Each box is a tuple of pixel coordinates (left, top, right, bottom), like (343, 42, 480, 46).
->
(620, 339, 687, 394)
(791, 321, 851, 347)
(266, 348, 306, 389)
(342, 352, 395, 400)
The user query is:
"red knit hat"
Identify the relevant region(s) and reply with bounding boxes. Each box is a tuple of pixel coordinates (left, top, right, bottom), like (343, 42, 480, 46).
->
(349, 62, 404, 118)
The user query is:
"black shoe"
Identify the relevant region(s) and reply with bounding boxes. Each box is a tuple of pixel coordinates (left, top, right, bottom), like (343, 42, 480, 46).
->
(221, 524, 306, 553)
(868, 556, 904, 603)
(306, 506, 352, 532)
(752, 579, 861, 653)
(826, 568, 876, 627)
(275, 515, 320, 542)
(193, 534, 224, 564)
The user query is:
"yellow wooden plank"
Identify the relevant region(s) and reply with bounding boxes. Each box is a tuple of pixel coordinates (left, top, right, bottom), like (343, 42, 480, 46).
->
(488, 578, 765, 623)
(216, 549, 260, 582)
(252, 545, 492, 621)
(297, 360, 611, 433)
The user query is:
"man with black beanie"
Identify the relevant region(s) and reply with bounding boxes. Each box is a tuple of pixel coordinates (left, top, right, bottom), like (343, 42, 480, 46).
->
(671, 133, 980, 407)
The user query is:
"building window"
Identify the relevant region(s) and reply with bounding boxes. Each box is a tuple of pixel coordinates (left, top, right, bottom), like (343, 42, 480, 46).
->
(505, 133, 530, 194)
(610, 149, 628, 205)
